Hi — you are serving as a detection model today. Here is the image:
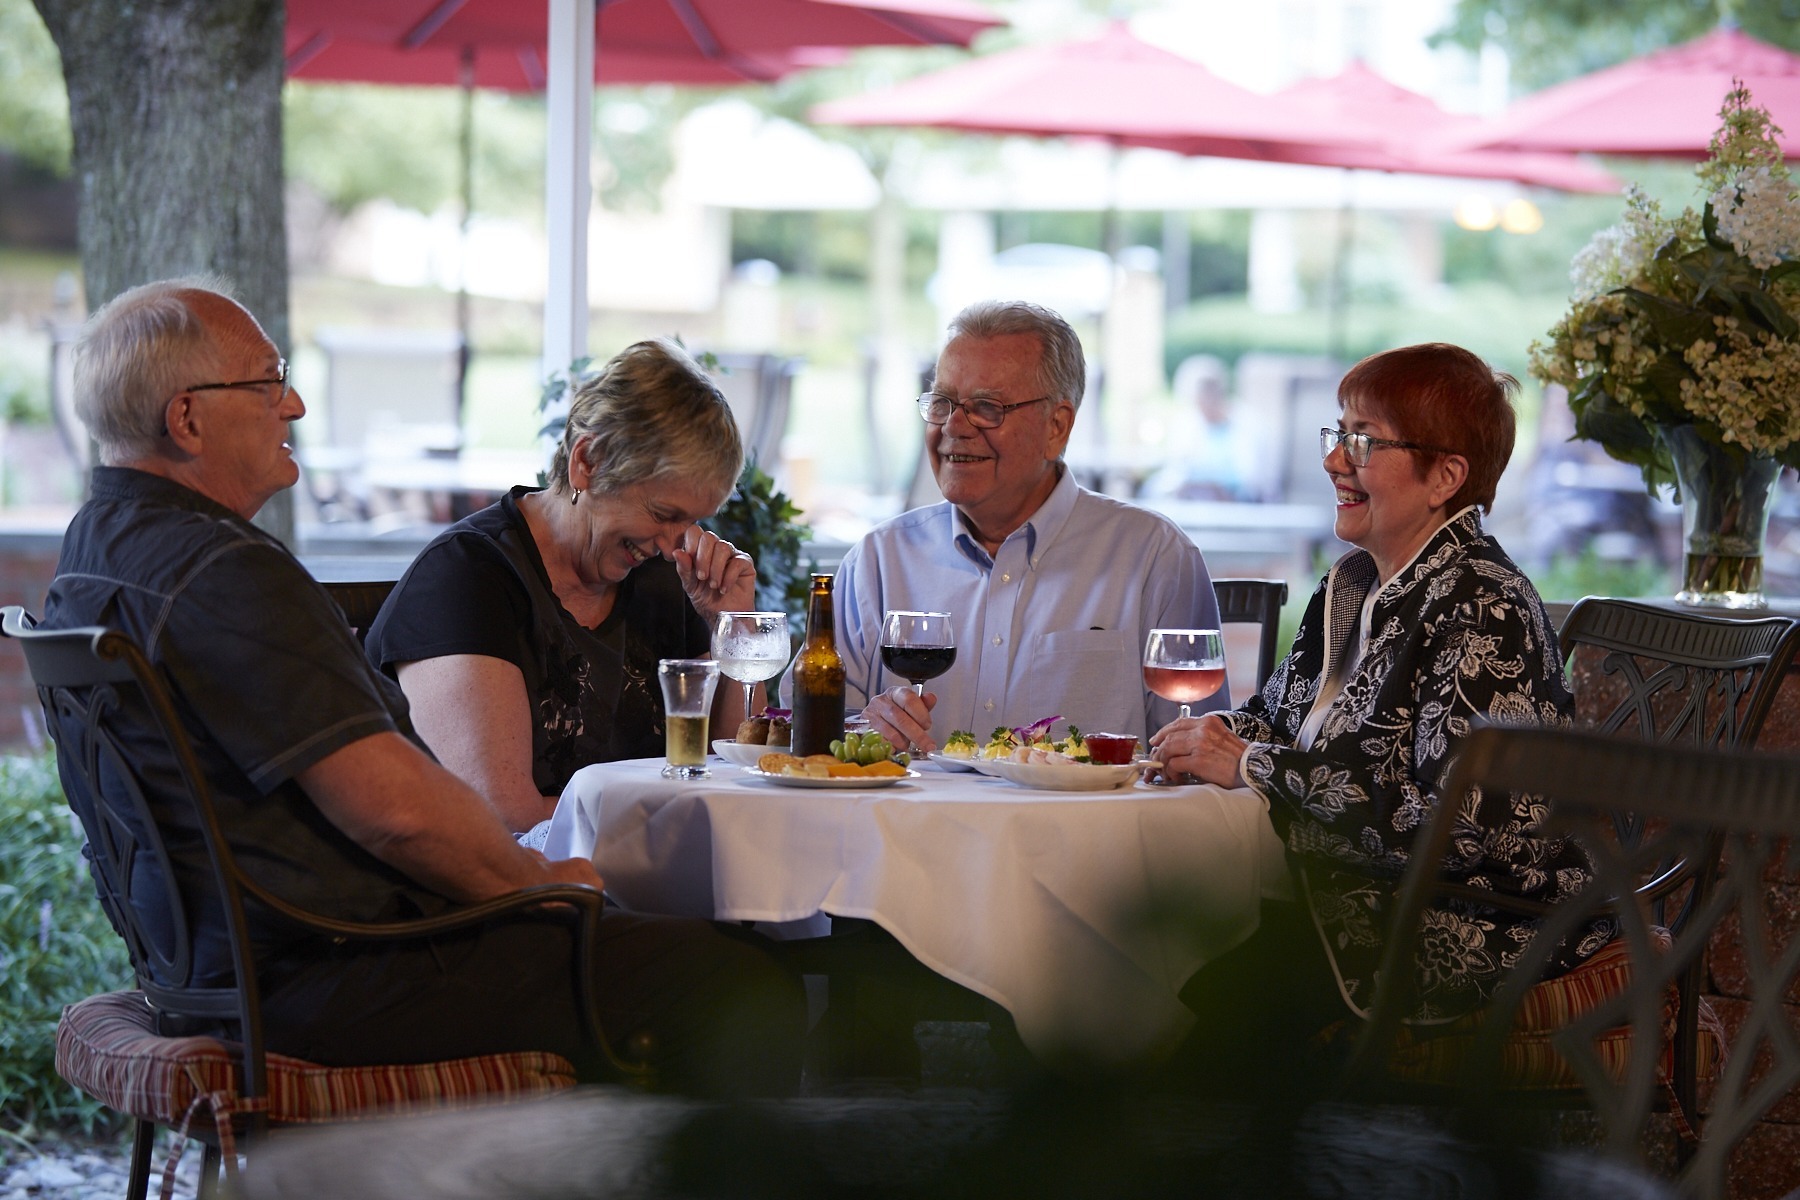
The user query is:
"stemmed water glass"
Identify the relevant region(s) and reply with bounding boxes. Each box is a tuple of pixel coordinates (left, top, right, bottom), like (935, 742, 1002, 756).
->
(711, 611, 791, 716)
(1142, 629, 1226, 720)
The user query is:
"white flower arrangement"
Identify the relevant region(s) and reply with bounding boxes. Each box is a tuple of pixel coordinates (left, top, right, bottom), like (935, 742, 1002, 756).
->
(1531, 86, 1800, 491)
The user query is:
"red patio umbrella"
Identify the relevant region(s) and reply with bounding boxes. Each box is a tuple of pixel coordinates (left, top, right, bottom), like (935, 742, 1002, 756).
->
(1451, 26, 1800, 158)
(286, 31, 843, 89)
(288, 0, 1003, 72)
(1144, 62, 1619, 194)
(811, 21, 1329, 154)
(286, 0, 1004, 373)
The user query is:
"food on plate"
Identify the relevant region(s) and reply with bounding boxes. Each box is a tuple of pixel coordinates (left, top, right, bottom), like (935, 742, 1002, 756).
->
(828, 730, 910, 767)
(735, 708, 793, 746)
(1005, 745, 1081, 765)
(959, 716, 1091, 763)
(940, 730, 979, 759)
(1083, 732, 1139, 765)
(753, 748, 909, 779)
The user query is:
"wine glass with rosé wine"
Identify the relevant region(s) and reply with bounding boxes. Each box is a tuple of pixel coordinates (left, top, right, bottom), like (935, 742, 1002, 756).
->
(1142, 629, 1226, 720)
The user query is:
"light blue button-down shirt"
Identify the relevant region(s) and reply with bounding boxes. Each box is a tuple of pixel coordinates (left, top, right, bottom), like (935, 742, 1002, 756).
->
(818, 468, 1228, 745)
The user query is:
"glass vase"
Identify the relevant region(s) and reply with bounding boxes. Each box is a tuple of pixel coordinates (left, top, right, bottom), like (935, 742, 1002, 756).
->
(1659, 424, 1781, 610)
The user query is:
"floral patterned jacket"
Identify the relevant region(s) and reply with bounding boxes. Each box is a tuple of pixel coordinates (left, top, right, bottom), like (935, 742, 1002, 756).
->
(1226, 507, 1614, 1022)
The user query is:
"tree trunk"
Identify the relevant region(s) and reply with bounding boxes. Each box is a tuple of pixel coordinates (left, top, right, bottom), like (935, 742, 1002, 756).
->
(31, 0, 296, 544)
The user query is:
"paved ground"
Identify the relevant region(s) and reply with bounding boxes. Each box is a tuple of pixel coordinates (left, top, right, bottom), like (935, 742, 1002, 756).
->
(2, 1128, 198, 1200)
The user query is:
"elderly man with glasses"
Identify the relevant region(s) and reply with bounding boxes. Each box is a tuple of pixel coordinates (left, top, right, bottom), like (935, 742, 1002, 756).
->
(41, 278, 805, 1097)
(823, 300, 1227, 753)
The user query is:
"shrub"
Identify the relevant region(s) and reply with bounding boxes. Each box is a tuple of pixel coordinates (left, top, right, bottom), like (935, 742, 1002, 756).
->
(0, 754, 132, 1134)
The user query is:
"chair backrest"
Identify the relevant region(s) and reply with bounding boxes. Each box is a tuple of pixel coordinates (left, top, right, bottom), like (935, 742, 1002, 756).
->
(706, 351, 800, 469)
(1560, 597, 1800, 750)
(321, 578, 399, 645)
(1212, 578, 1289, 693)
(311, 327, 465, 455)
(2, 607, 272, 1100)
(1353, 724, 1800, 1200)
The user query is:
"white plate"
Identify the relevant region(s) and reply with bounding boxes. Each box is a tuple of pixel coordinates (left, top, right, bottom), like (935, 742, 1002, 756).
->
(740, 766, 921, 789)
(986, 758, 1141, 792)
(967, 758, 1008, 777)
(925, 753, 983, 772)
(713, 740, 781, 767)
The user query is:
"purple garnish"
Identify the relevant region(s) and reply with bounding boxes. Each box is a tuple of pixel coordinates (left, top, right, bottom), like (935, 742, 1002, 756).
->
(1012, 714, 1064, 742)
(762, 707, 791, 719)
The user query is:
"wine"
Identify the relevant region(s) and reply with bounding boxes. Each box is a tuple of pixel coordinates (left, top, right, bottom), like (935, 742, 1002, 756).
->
(716, 655, 786, 684)
(791, 574, 846, 757)
(665, 714, 710, 767)
(880, 644, 957, 686)
(1143, 665, 1226, 704)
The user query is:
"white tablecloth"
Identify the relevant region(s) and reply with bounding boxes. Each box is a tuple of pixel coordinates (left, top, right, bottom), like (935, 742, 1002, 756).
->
(542, 759, 1290, 1066)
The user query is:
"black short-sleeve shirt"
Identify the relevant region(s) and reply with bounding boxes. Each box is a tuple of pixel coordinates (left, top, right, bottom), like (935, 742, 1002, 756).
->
(43, 468, 450, 986)
(364, 487, 709, 795)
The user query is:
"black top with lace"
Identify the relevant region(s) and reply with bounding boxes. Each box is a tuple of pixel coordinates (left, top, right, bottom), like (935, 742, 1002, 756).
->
(1227, 507, 1614, 1022)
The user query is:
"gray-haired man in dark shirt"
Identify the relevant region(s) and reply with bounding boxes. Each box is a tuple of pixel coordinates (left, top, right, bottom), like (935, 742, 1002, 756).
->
(44, 278, 803, 1096)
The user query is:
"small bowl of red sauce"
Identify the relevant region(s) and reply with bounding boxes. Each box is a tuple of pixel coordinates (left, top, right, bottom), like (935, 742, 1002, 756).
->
(1083, 732, 1139, 765)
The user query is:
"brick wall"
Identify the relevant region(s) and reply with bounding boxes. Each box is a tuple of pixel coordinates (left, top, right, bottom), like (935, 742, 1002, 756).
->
(0, 533, 63, 749)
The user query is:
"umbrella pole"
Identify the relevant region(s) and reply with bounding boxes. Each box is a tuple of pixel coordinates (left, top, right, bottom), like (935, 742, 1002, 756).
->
(456, 45, 475, 424)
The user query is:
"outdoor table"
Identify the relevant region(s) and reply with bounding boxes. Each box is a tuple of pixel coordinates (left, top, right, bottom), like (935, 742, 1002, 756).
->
(542, 759, 1292, 1066)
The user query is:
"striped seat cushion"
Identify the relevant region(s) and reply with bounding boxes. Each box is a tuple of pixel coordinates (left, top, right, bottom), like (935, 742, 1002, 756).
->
(1383, 930, 1726, 1092)
(56, 990, 577, 1132)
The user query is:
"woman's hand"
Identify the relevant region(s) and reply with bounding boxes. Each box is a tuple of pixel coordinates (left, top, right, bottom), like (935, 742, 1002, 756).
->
(672, 525, 757, 623)
(1149, 713, 1248, 788)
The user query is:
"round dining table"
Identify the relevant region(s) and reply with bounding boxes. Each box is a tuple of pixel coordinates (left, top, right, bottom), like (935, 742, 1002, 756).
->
(541, 758, 1292, 1067)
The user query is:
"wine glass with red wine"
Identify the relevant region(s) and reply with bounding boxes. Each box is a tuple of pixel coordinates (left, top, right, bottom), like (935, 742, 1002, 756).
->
(879, 610, 956, 696)
(1142, 629, 1226, 720)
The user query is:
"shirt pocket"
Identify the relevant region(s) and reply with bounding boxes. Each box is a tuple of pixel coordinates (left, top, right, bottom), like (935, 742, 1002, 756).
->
(1026, 629, 1139, 734)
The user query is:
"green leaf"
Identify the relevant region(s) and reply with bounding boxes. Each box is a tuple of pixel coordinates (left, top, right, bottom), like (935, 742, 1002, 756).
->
(1739, 287, 1799, 339)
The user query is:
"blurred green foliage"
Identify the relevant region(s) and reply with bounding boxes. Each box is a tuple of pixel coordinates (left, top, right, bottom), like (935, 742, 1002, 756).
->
(1436, 0, 1800, 92)
(1163, 281, 1567, 383)
(0, 753, 132, 1135)
(0, 0, 69, 173)
(1532, 547, 1673, 602)
(0, 326, 51, 425)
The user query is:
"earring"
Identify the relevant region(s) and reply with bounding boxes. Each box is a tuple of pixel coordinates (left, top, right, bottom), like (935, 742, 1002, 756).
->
(571, 490, 580, 506)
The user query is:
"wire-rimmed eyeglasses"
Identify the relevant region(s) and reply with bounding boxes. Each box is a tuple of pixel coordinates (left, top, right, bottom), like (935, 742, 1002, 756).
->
(1319, 426, 1453, 468)
(185, 358, 291, 404)
(917, 392, 1052, 430)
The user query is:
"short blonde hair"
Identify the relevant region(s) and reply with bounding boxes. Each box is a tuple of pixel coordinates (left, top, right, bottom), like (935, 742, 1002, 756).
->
(549, 339, 743, 500)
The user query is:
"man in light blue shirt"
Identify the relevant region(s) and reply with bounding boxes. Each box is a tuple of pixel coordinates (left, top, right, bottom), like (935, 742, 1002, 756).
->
(837, 300, 1228, 753)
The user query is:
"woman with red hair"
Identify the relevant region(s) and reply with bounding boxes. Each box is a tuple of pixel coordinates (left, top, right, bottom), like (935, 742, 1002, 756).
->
(1155, 343, 1611, 1034)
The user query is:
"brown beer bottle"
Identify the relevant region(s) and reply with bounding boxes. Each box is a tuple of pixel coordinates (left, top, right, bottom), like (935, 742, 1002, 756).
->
(791, 572, 846, 757)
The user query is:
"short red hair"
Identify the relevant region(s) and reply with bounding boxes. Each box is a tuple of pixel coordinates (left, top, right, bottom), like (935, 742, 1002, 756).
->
(1337, 343, 1517, 514)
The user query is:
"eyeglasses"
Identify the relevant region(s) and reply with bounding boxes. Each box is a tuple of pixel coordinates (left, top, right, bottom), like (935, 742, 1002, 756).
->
(1319, 426, 1453, 468)
(917, 392, 1052, 429)
(185, 358, 291, 404)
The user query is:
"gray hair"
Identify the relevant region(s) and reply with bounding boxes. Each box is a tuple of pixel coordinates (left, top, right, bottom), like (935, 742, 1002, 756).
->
(550, 339, 743, 500)
(944, 300, 1086, 411)
(74, 276, 240, 463)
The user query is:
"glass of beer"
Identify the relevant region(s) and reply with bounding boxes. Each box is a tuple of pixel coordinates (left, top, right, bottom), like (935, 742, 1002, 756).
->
(658, 658, 720, 780)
